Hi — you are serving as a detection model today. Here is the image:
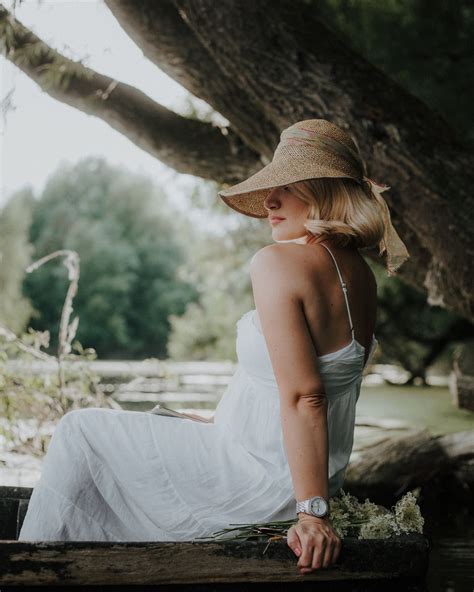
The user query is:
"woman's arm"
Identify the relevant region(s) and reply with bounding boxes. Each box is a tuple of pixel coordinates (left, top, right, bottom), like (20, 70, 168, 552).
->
(250, 245, 341, 573)
(279, 393, 329, 505)
(251, 247, 329, 502)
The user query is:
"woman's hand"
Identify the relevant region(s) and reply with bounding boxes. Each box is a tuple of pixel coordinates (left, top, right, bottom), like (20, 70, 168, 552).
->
(286, 514, 342, 574)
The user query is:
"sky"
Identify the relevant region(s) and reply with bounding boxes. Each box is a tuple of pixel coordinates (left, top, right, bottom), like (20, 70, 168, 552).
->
(0, 0, 231, 232)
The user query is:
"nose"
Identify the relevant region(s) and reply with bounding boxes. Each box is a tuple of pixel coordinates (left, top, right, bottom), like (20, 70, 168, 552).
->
(264, 187, 281, 212)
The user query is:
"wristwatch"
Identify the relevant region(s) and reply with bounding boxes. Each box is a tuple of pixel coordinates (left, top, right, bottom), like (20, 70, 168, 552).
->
(296, 495, 330, 518)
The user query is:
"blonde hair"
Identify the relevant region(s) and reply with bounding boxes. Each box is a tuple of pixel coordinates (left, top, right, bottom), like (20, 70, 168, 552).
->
(290, 177, 386, 250)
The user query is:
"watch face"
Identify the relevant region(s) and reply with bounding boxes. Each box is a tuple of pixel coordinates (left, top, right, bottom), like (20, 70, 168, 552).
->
(310, 497, 328, 516)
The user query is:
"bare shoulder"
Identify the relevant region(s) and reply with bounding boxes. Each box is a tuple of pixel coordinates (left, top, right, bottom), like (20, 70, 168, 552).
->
(251, 242, 376, 299)
(250, 243, 307, 281)
(250, 242, 333, 274)
(250, 243, 308, 293)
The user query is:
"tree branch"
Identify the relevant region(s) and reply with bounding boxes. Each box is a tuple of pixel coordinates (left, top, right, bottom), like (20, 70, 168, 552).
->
(0, 3, 260, 183)
(103, 0, 280, 159)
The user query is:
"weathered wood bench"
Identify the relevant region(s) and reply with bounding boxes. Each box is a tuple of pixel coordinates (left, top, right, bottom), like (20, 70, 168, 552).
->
(0, 485, 430, 591)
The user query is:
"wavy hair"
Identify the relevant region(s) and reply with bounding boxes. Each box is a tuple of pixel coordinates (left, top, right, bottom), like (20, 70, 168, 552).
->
(289, 177, 386, 250)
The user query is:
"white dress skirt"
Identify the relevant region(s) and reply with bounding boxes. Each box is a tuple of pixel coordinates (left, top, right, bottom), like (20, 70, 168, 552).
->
(19, 247, 377, 541)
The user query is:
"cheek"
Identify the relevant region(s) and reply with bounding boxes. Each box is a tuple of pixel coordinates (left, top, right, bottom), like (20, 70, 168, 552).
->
(291, 202, 309, 220)
(290, 195, 308, 214)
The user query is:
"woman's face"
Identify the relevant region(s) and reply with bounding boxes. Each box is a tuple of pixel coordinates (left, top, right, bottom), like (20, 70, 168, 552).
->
(263, 184, 309, 242)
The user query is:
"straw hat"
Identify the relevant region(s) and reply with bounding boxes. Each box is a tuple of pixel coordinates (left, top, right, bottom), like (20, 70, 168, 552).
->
(218, 118, 409, 275)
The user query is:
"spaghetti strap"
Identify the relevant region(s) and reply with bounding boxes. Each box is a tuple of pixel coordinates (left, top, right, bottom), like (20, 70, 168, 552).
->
(320, 243, 355, 340)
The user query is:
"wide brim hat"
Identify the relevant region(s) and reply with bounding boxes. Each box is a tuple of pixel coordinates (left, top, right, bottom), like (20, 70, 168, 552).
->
(218, 118, 410, 275)
(218, 119, 364, 219)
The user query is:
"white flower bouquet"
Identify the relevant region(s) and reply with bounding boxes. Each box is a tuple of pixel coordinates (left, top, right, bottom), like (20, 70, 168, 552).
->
(196, 488, 424, 545)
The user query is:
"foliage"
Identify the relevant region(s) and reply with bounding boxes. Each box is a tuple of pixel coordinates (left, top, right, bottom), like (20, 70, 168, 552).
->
(0, 325, 117, 457)
(22, 158, 199, 359)
(0, 1, 95, 92)
(167, 212, 269, 361)
(0, 242, 120, 456)
(372, 262, 472, 382)
(0, 188, 35, 333)
(313, 0, 474, 146)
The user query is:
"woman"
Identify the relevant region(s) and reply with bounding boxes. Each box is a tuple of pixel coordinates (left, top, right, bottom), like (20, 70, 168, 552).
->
(19, 119, 409, 576)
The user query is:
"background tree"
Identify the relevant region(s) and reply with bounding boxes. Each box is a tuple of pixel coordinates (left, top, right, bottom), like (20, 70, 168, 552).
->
(168, 207, 268, 360)
(0, 188, 35, 333)
(23, 158, 198, 359)
(373, 266, 474, 384)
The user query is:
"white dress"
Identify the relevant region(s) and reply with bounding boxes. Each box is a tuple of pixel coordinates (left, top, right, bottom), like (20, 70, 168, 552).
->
(18, 244, 377, 542)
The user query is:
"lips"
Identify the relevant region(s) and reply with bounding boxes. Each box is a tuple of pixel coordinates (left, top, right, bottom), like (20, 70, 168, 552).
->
(270, 217, 285, 222)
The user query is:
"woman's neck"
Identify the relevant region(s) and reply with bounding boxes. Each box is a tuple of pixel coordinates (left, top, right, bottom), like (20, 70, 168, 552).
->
(275, 235, 308, 244)
(275, 234, 342, 250)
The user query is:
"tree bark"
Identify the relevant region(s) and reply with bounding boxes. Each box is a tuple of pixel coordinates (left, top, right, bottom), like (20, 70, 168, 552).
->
(345, 428, 474, 505)
(103, 0, 281, 159)
(1, 1, 472, 320)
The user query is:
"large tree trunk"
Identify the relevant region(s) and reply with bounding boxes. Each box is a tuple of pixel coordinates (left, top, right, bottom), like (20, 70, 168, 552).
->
(0, 1, 472, 320)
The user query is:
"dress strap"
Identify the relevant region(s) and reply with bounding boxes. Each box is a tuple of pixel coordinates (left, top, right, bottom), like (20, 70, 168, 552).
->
(320, 243, 355, 340)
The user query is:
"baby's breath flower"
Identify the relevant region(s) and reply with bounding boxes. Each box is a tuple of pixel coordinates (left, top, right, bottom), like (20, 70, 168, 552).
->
(359, 513, 401, 539)
(359, 497, 383, 520)
(392, 489, 424, 534)
(335, 490, 367, 521)
(328, 508, 352, 538)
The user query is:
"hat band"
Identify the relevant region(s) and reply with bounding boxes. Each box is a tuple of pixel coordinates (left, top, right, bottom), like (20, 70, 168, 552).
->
(361, 176, 410, 276)
(278, 126, 364, 178)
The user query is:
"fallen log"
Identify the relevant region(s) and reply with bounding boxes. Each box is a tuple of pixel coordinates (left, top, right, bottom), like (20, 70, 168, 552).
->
(345, 428, 474, 520)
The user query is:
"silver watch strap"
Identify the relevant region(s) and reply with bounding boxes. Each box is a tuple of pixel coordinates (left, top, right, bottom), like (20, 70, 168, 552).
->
(295, 496, 329, 517)
(296, 499, 309, 514)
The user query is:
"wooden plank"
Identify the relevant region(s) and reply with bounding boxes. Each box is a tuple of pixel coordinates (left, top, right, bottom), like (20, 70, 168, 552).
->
(0, 486, 33, 500)
(428, 537, 474, 589)
(0, 487, 33, 540)
(0, 499, 19, 540)
(0, 536, 429, 587)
